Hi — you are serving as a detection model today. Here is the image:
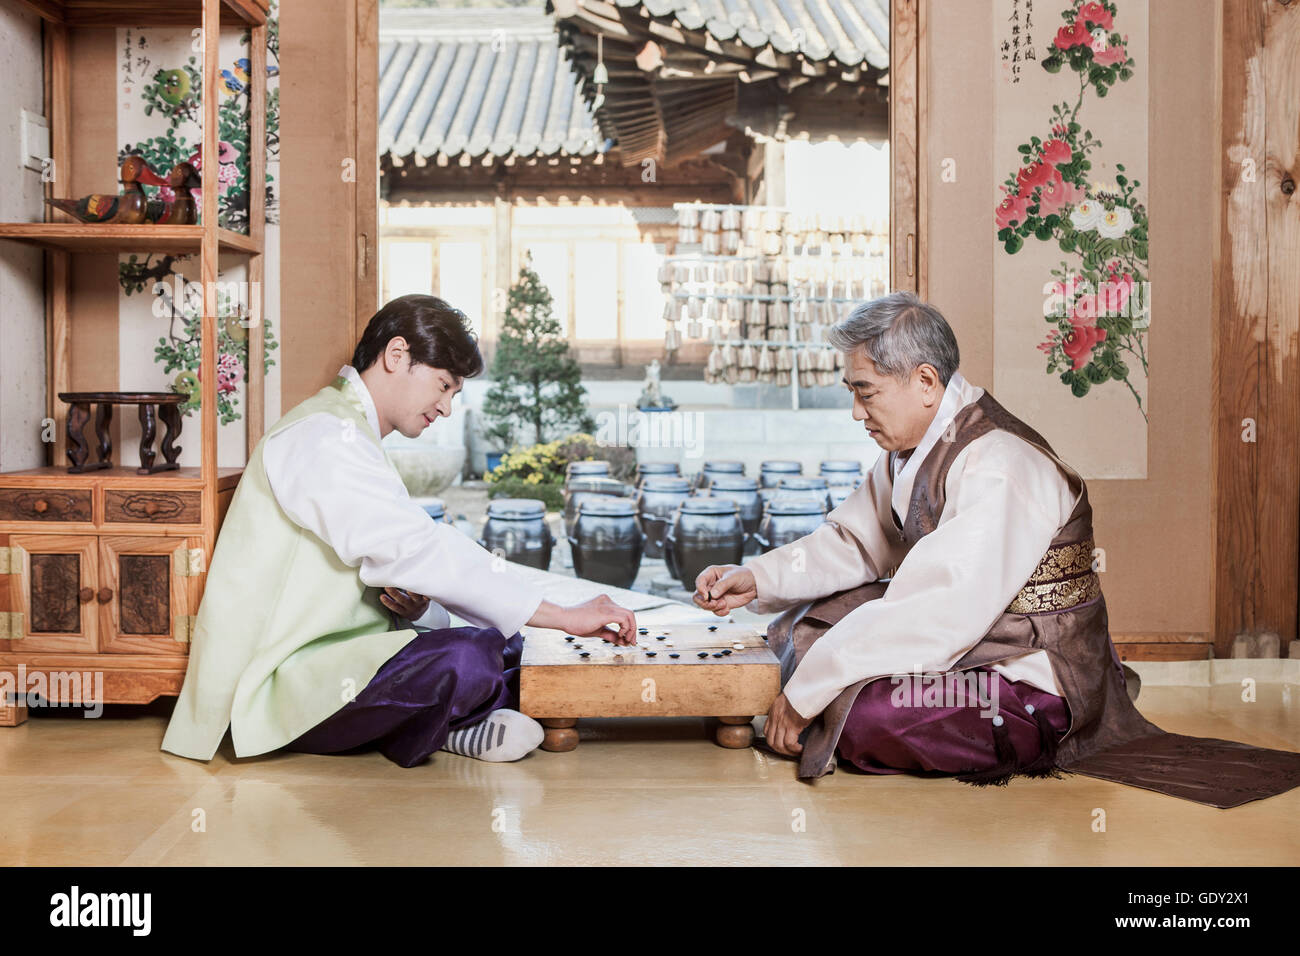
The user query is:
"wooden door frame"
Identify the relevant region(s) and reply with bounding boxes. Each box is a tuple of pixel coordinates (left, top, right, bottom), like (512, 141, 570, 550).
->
(1213, 0, 1300, 657)
(354, 0, 380, 343)
(891, 0, 923, 296)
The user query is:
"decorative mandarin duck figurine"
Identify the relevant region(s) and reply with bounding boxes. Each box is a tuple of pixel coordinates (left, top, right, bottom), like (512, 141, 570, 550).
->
(44, 154, 168, 224)
(145, 162, 201, 225)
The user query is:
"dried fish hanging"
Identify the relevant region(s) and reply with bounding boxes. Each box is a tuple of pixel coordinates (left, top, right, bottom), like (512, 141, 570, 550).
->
(796, 348, 812, 388)
(737, 342, 757, 383)
(719, 342, 739, 385)
(704, 344, 725, 384)
(775, 346, 792, 387)
(746, 297, 766, 340)
(664, 323, 682, 352)
(726, 295, 745, 324)
(756, 344, 775, 383)
(769, 289, 789, 328)
(816, 347, 836, 386)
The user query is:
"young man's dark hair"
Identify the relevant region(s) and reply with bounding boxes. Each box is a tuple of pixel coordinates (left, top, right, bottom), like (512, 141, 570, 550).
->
(351, 294, 485, 380)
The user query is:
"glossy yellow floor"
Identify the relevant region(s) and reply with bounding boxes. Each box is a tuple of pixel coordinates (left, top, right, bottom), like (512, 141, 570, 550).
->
(1, 681, 1297, 866)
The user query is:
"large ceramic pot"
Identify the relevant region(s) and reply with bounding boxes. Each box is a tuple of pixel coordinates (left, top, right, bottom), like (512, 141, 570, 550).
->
(479, 498, 553, 570)
(693, 459, 745, 492)
(759, 459, 803, 488)
(411, 496, 452, 524)
(820, 459, 864, 490)
(563, 476, 632, 538)
(771, 475, 832, 510)
(386, 444, 467, 496)
(564, 461, 611, 486)
(636, 476, 691, 559)
(755, 496, 828, 553)
(665, 497, 744, 592)
(568, 497, 644, 589)
(699, 475, 762, 538)
(634, 461, 682, 489)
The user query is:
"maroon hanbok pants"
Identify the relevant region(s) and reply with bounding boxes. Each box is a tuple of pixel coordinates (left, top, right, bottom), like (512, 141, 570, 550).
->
(284, 625, 523, 768)
(834, 665, 1071, 776)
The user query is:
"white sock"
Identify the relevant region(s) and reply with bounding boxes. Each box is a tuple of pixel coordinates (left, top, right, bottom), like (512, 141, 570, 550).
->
(440, 709, 544, 762)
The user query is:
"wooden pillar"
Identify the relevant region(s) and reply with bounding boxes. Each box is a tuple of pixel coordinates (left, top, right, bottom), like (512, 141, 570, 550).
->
(1213, 0, 1300, 656)
(763, 140, 785, 205)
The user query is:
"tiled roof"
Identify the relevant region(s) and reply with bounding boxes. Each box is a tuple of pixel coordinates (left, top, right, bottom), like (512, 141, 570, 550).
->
(378, 9, 612, 160)
(613, 0, 890, 69)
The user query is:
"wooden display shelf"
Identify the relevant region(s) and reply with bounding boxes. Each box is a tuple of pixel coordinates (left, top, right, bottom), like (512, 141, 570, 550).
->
(16, 0, 268, 26)
(0, 223, 261, 256)
(0, 465, 242, 490)
(1, 0, 269, 723)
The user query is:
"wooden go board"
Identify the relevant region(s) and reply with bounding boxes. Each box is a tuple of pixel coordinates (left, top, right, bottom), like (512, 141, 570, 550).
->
(519, 621, 781, 751)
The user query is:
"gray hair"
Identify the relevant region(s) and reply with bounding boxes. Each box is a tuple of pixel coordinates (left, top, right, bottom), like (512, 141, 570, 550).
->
(827, 291, 961, 385)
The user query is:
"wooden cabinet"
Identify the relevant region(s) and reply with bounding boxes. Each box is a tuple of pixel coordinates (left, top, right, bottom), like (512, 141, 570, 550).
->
(0, 469, 240, 721)
(6, 534, 98, 655)
(0, 0, 270, 726)
(96, 535, 199, 655)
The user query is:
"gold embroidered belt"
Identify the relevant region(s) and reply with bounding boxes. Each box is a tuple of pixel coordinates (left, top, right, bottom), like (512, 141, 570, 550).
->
(1006, 537, 1102, 614)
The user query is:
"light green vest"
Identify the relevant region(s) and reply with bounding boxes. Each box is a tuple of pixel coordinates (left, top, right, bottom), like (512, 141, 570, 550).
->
(161, 376, 418, 761)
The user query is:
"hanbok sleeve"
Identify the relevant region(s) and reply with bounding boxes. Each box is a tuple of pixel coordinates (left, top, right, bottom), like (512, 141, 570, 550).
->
(779, 433, 1075, 719)
(263, 415, 545, 638)
(743, 454, 897, 614)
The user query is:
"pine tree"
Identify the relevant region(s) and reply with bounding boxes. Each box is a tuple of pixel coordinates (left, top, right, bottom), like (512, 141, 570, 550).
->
(482, 251, 596, 449)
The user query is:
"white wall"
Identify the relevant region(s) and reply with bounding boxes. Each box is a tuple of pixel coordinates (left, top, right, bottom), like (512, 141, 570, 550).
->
(0, 3, 47, 470)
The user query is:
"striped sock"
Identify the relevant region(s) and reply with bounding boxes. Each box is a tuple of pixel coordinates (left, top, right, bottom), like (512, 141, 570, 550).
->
(440, 709, 544, 762)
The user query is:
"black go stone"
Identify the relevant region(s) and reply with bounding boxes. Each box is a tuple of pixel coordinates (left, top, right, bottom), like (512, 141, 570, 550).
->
(564, 636, 575, 642)
(646, 652, 657, 658)
(669, 653, 680, 659)
(697, 652, 709, 659)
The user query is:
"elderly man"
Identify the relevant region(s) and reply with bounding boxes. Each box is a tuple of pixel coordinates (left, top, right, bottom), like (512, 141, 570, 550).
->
(694, 292, 1300, 808)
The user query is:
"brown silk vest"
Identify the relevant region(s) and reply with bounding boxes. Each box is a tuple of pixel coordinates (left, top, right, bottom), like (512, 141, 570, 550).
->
(770, 391, 1300, 808)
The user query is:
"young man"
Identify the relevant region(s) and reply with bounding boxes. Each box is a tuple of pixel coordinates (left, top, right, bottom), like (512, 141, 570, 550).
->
(162, 294, 635, 766)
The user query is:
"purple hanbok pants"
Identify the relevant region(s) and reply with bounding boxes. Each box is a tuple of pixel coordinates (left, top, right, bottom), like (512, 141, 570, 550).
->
(284, 625, 523, 768)
(834, 665, 1071, 776)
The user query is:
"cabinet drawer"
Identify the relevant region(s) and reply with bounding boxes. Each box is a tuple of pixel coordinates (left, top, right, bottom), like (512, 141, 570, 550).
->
(105, 490, 201, 525)
(0, 489, 92, 523)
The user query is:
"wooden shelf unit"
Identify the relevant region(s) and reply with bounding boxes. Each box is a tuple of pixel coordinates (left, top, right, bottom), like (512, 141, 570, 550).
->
(0, 0, 270, 725)
(0, 223, 263, 255)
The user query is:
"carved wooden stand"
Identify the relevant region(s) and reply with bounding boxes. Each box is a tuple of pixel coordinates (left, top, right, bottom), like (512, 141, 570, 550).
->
(59, 392, 186, 475)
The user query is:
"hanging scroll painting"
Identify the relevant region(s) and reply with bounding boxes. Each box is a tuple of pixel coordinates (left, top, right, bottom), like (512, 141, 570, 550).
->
(993, 0, 1149, 478)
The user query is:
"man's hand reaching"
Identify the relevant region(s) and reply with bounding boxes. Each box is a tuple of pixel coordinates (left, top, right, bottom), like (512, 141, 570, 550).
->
(692, 564, 757, 615)
(527, 595, 637, 645)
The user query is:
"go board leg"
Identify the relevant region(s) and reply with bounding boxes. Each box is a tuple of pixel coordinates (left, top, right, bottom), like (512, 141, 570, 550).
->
(539, 718, 578, 752)
(715, 716, 754, 749)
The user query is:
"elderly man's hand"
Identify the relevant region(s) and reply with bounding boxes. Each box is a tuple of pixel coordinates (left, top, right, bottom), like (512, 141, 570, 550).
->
(693, 564, 757, 615)
(763, 693, 814, 757)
